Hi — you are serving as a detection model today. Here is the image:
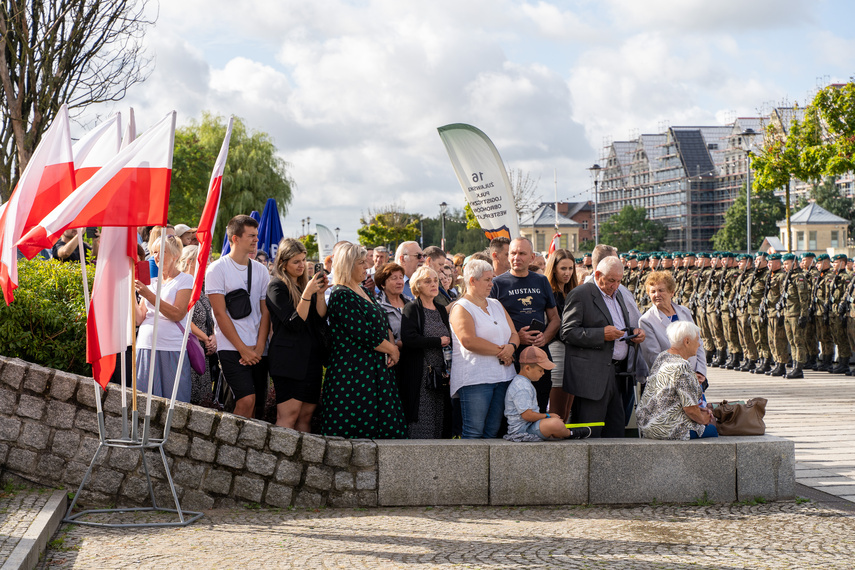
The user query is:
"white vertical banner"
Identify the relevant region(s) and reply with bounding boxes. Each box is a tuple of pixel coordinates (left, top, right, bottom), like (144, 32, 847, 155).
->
(437, 123, 519, 240)
(316, 224, 336, 261)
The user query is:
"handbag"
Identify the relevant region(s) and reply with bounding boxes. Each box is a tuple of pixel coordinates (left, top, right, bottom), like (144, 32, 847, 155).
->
(176, 321, 207, 375)
(426, 363, 449, 392)
(224, 260, 253, 319)
(711, 398, 767, 436)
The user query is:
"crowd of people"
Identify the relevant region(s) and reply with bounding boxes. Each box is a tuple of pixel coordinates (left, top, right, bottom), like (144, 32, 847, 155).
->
(98, 212, 827, 442)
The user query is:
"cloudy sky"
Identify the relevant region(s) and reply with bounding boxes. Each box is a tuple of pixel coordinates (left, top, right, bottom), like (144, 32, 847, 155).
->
(86, 0, 855, 243)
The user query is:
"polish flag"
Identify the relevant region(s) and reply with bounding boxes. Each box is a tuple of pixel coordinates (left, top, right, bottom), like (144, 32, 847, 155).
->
(80, 113, 134, 388)
(72, 114, 122, 186)
(0, 105, 75, 304)
(548, 233, 561, 256)
(189, 117, 234, 310)
(17, 111, 176, 258)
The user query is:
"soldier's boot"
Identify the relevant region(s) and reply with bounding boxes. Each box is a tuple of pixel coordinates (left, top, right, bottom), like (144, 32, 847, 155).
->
(805, 355, 817, 370)
(739, 359, 757, 372)
(749, 357, 763, 373)
(706, 351, 714, 365)
(769, 362, 787, 377)
(712, 350, 727, 368)
(816, 355, 830, 372)
(726, 353, 742, 370)
(785, 363, 804, 379)
(831, 361, 849, 374)
(765, 361, 778, 375)
(828, 358, 840, 373)
(752, 358, 770, 374)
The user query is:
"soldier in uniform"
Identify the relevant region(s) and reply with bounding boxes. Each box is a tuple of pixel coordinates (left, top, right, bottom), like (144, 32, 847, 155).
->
(635, 255, 652, 311)
(661, 253, 674, 274)
(749, 252, 772, 374)
(733, 254, 758, 371)
(673, 253, 688, 301)
(720, 253, 743, 369)
(800, 253, 819, 369)
(764, 253, 789, 377)
(696, 253, 716, 362)
(623, 254, 639, 291)
(826, 254, 851, 374)
(814, 254, 835, 371)
(781, 253, 809, 379)
(707, 253, 730, 367)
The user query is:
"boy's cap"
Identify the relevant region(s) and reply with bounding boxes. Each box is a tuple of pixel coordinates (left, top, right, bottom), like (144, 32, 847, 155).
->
(519, 346, 555, 370)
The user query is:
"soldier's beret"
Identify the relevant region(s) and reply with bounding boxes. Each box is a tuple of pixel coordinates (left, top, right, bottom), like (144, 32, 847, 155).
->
(649, 253, 660, 259)
(684, 252, 697, 258)
(801, 252, 816, 259)
(833, 253, 848, 261)
(817, 253, 830, 261)
(698, 252, 710, 258)
(782, 253, 796, 261)
(767, 253, 782, 260)
(575, 258, 583, 263)
(619, 253, 627, 258)
(626, 254, 637, 260)
(583, 252, 592, 257)
(756, 251, 768, 258)
(629, 249, 639, 254)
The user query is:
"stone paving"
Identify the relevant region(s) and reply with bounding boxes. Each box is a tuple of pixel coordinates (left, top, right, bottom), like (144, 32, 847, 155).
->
(35, 502, 855, 569)
(0, 485, 52, 562)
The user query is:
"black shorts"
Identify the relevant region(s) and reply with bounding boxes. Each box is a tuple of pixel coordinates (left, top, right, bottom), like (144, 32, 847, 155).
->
(218, 351, 269, 401)
(270, 348, 324, 405)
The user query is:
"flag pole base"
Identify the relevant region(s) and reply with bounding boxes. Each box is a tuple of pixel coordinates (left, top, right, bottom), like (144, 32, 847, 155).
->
(63, 437, 202, 528)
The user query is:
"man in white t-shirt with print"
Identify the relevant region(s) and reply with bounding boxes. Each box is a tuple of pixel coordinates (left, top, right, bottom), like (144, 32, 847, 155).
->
(206, 215, 271, 420)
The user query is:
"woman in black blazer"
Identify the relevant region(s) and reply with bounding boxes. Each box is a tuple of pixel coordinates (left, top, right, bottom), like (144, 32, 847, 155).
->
(266, 238, 330, 431)
(399, 266, 452, 438)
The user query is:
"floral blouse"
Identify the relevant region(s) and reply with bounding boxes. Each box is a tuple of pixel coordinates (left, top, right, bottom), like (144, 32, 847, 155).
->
(637, 351, 705, 440)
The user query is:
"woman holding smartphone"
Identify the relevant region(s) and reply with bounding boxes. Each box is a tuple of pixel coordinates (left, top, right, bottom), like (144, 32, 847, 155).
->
(266, 238, 330, 431)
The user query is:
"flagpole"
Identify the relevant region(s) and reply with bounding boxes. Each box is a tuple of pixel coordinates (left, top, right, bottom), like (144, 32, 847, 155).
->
(143, 228, 166, 445)
(130, 267, 139, 441)
(164, 300, 195, 441)
(75, 227, 104, 424)
(554, 168, 559, 236)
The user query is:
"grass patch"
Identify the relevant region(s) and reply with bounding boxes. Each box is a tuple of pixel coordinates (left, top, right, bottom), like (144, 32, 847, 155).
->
(691, 491, 713, 506)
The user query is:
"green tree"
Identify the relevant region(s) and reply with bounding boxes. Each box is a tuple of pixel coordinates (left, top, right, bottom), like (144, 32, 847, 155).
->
(357, 205, 420, 250)
(798, 82, 855, 178)
(448, 227, 489, 255)
(463, 202, 481, 229)
(598, 205, 666, 252)
(170, 112, 295, 249)
(712, 185, 785, 251)
(299, 233, 318, 260)
(578, 239, 596, 253)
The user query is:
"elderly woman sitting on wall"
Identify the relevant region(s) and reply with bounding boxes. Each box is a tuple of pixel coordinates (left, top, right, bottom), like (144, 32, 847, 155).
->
(636, 321, 718, 440)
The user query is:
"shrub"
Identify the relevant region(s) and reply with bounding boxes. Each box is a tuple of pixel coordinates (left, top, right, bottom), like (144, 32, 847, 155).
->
(0, 257, 94, 375)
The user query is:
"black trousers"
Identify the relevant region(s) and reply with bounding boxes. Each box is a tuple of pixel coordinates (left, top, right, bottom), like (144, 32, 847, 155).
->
(570, 358, 627, 438)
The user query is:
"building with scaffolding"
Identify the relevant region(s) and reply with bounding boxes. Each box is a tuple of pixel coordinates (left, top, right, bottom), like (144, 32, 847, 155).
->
(595, 106, 829, 251)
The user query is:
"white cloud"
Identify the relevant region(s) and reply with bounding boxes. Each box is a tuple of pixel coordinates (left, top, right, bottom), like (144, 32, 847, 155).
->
(604, 0, 814, 32)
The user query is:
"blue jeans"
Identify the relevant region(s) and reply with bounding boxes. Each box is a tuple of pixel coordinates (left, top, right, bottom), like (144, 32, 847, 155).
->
(458, 381, 510, 439)
(690, 423, 719, 439)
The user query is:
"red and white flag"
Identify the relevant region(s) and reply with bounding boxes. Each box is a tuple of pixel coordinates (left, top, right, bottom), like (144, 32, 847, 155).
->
(548, 233, 561, 256)
(74, 113, 132, 388)
(189, 117, 234, 310)
(0, 105, 75, 304)
(17, 111, 176, 258)
(72, 114, 122, 186)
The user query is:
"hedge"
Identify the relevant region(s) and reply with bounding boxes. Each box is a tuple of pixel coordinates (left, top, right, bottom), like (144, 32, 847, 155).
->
(0, 257, 94, 375)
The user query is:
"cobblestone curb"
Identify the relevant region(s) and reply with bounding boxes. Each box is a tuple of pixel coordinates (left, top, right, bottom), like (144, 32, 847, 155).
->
(0, 485, 66, 570)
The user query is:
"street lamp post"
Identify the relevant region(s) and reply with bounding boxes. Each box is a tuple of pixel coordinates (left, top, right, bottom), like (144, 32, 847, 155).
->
(301, 218, 305, 235)
(741, 129, 756, 254)
(335, 227, 340, 241)
(439, 202, 448, 251)
(306, 216, 311, 236)
(588, 164, 602, 245)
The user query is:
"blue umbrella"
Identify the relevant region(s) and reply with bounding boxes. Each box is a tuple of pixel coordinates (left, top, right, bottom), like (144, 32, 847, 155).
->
(257, 198, 284, 260)
(221, 210, 261, 256)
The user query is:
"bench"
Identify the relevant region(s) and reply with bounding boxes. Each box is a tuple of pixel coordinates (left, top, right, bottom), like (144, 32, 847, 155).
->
(376, 436, 794, 506)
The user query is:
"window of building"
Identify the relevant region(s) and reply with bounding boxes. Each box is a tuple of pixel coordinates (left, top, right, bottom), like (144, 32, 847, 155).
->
(582, 220, 588, 230)
(831, 231, 839, 248)
(796, 231, 805, 250)
(560, 234, 568, 249)
(536, 233, 545, 252)
(809, 231, 817, 250)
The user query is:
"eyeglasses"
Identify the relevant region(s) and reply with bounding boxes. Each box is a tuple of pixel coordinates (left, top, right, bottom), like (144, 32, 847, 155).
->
(405, 253, 425, 260)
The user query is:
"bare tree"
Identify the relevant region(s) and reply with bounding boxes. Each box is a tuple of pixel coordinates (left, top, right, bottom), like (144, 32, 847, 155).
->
(0, 0, 154, 202)
(507, 167, 541, 215)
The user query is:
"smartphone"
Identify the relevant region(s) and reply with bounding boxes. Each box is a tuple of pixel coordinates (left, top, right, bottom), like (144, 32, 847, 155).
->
(314, 263, 327, 276)
(529, 319, 545, 333)
(135, 260, 151, 285)
(85, 227, 97, 239)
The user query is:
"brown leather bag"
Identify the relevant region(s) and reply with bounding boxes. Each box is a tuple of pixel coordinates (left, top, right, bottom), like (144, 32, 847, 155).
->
(711, 398, 767, 436)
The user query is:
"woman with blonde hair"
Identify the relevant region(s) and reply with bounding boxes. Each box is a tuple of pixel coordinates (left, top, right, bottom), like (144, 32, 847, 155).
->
(544, 249, 578, 420)
(134, 234, 193, 401)
(320, 243, 407, 438)
(266, 238, 330, 431)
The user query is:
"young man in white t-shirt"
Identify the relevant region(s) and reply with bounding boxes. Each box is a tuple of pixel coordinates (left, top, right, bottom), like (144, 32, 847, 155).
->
(206, 215, 271, 419)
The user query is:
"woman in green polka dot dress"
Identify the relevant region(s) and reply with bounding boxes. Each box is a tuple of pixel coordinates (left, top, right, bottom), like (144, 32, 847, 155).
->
(320, 243, 408, 438)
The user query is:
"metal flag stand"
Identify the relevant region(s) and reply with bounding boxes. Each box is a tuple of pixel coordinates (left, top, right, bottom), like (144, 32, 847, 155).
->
(64, 228, 203, 528)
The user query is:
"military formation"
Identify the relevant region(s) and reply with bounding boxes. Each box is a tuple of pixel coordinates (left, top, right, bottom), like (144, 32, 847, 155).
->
(620, 250, 855, 378)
